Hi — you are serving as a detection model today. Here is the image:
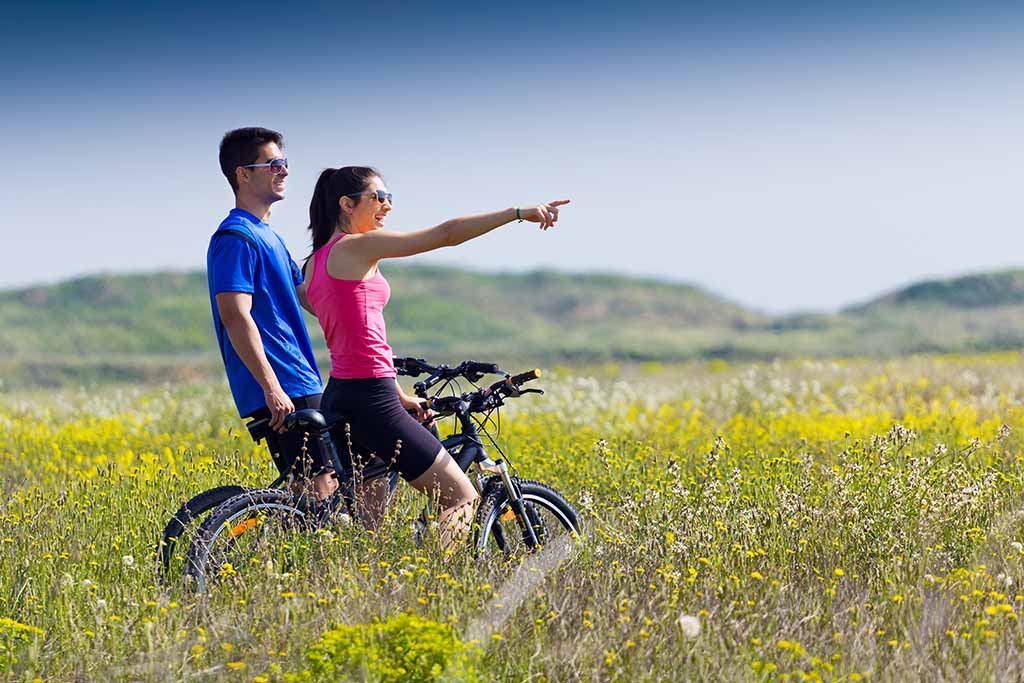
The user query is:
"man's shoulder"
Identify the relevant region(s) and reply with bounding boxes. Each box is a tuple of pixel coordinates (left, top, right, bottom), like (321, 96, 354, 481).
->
(207, 215, 257, 271)
(215, 210, 258, 236)
(210, 212, 262, 253)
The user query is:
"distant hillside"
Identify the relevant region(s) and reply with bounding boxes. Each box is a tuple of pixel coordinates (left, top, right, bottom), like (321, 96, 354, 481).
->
(3, 265, 1024, 388)
(830, 269, 1024, 355)
(0, 266, 758, 387)
(847, 270, 1024, 311)
(0, 272, 213, 355)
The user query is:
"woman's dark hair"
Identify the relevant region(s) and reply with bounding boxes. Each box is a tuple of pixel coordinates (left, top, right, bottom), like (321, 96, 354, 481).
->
(219, 127, 283, 193)
(308, 166, 382, 254)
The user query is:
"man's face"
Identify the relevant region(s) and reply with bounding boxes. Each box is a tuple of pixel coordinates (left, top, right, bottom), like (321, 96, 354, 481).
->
(237, 142, 288, 203)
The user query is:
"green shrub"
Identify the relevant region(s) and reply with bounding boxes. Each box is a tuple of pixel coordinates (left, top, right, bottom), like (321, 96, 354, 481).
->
(293, 612, 479, 683)
(0, 617, 44, 672)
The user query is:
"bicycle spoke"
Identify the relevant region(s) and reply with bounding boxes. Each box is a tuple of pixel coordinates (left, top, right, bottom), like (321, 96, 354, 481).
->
(479, 486, 578, 561)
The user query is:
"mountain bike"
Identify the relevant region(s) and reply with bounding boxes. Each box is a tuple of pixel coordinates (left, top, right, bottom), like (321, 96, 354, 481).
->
(168, 359, 580, 591)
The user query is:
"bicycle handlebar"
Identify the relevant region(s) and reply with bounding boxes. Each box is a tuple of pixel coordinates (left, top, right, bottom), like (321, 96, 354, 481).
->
(393, 356, 543, 416)
(466, 360, 501, 375)
(393, 357, 430, 377)
(427, 366, 543, 416)
(510, 368, 542, 385)
(394, 356, 504, 394)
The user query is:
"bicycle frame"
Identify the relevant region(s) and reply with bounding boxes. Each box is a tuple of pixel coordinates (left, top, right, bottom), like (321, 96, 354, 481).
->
(435, 401, 541, 547)
(163, 362, 558, 584)
(244, 371, 542, 546)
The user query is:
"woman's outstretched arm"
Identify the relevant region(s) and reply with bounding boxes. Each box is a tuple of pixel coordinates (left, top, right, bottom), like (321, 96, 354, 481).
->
(342, 200, 570, 262)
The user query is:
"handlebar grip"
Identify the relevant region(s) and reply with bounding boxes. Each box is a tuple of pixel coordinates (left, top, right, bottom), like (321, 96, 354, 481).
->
(465, 360, 500, 375)
(510, 368, 542, 385)
(394, 356, 431, 377)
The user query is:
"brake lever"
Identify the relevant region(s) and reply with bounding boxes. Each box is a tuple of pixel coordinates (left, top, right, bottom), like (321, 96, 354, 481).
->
(519, 388, 544, 396)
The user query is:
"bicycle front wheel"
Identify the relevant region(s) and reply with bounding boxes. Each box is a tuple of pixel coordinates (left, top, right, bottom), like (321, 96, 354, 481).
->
(185, 488, 316, 593)
(158, 485, 248, 581)
(474, 479, 581, 558)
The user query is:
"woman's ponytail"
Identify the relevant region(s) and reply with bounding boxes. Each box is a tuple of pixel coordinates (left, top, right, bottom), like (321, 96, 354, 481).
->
(309, 168, 340, 254)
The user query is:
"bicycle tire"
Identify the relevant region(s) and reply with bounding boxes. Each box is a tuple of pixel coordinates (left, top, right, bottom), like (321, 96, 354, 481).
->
(185, 488, 312, 593)
(474, 479, 581, 557)
(157, 485, 248, 580)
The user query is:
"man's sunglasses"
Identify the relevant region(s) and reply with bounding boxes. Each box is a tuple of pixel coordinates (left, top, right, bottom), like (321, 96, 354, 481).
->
(242, 158, 288, 175)
(345, 189, 393, 204)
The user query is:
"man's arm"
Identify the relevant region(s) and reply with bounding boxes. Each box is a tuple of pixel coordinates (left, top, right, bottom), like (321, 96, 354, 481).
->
(295, 280, 315, 315)
(216, 291, 294, 430)
(295, 259, 315, 315)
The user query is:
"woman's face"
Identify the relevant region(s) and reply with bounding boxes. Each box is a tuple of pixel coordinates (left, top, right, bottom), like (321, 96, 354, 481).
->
(344, 175, 392, 233)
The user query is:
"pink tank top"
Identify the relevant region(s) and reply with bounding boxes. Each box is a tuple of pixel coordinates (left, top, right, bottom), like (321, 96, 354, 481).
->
(306, 233, 396, 379)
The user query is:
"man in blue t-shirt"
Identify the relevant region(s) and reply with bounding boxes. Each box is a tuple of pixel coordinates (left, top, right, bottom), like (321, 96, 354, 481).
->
(208, 127, 337, 500)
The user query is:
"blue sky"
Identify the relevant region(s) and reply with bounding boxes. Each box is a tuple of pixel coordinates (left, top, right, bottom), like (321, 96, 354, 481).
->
(4, 1, 1023, 312)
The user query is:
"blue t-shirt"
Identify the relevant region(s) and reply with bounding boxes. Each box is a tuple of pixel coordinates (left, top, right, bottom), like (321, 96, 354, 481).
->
(207, 208, 322, 417)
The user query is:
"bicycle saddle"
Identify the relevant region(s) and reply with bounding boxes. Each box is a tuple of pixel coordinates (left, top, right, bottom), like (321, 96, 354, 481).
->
(284, 409, 328, 431)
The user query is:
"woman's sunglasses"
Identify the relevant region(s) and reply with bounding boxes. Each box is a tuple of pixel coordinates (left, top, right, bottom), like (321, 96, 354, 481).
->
(345, 189, 393, 205)
(242, 158, 288, 175)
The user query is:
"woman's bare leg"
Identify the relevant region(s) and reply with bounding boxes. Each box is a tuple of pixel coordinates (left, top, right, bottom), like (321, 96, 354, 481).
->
(408, 448, 479, 550)
(314, 471, 339, 499)
(289, 471, 340, 501)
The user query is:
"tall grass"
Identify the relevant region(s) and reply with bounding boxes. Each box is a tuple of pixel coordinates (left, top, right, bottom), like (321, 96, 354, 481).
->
(2, 355, 1024, 681)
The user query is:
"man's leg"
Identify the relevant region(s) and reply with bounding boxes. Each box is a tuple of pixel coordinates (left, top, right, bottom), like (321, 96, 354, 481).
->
(251, 394, 339, 500)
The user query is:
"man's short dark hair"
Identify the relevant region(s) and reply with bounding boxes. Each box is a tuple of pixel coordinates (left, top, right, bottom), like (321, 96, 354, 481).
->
(219, 127, 284, 194)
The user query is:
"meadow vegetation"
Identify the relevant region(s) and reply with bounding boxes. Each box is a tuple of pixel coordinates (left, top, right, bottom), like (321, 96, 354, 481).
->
(2, 354, 1024, 681)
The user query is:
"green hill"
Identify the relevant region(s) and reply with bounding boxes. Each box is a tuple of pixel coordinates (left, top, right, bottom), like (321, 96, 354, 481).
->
(835, 269, 1024, 354)
(846, 270, 1024, 311)
(0, 266, 759, 387)
(3, 266, 1024, 389)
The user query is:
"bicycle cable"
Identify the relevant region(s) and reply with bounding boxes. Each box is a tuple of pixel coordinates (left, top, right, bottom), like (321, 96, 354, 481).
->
(474, 404, 520, 476)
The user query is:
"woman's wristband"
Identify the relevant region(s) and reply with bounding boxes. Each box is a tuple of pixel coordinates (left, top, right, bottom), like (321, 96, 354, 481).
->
(514, 207, 522, 222)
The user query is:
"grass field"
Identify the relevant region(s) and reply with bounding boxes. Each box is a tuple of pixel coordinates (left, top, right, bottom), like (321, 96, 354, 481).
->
(3, 355, 1024, 681)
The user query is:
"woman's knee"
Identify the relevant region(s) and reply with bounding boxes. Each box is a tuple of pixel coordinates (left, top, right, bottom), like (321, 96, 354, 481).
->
(409, 448, 476, 507)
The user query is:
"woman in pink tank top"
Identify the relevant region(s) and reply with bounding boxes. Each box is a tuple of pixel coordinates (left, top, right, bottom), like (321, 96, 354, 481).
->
(301, 166, 569, 549)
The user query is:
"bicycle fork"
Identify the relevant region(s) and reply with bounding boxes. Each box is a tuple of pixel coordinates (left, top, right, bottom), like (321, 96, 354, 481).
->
(481, 459, 540, 548)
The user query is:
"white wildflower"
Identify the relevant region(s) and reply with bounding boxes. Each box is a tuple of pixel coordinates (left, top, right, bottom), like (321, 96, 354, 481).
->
(122, 555, 135, 568)
(1011, 541, 1023, 554)
(677, 614, 701, 638)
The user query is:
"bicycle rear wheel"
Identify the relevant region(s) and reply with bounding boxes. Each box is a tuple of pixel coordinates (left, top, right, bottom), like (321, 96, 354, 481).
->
(157, 485, 248, 581)
(474, 479, 581, 558)
(185, 488, 318, 593)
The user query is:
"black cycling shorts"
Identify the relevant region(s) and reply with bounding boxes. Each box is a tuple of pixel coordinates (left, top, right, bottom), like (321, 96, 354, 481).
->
(244, 393, 334, 479)
(322, 377, 443, 482)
